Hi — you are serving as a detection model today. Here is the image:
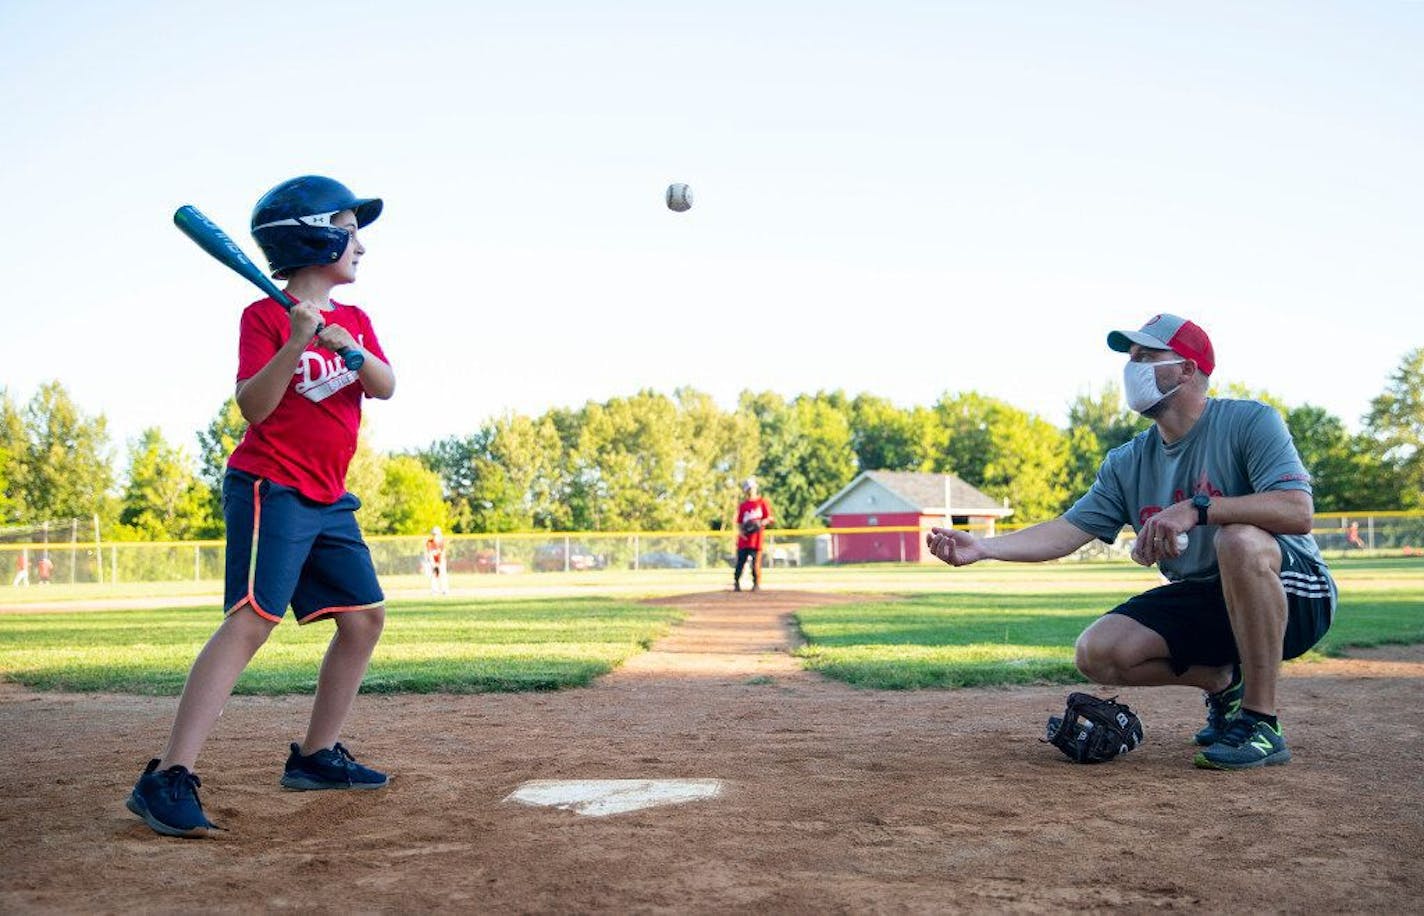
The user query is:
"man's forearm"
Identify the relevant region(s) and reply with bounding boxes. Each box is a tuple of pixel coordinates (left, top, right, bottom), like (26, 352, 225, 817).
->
(1201, 490, 1313, 535)
(981, 517, 1096, 562)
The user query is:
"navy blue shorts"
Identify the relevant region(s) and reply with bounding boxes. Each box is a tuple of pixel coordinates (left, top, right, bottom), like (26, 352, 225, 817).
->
(1107, 536, 1335, 674)
(222, 469, 384, 624)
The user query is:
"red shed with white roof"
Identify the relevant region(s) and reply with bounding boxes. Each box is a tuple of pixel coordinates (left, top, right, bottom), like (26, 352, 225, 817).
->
(814, 471, 1013, 564)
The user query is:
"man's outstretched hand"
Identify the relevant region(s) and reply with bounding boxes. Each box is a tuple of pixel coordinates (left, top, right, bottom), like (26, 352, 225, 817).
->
(926, 527, 987, 567)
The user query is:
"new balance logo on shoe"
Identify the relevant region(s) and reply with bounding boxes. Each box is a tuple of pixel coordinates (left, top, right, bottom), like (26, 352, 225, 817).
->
(1193, 717, 1291, 770)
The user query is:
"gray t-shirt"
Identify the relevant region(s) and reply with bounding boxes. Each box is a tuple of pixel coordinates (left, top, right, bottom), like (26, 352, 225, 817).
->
(1064, 398, 1329, 584)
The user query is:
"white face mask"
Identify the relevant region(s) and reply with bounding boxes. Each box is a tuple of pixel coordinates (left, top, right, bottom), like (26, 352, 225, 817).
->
(1123, 358, 1184, 414)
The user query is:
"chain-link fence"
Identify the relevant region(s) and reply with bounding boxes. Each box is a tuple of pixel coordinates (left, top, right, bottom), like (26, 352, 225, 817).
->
(0, 517, 106, 586)
(1309, 511, 1424, 554)
(358, 532, 798, 577)
(0, 512, 1419, 586)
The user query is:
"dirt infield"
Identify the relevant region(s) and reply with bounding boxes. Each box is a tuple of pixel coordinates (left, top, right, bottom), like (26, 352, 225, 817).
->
(2, 589, 1422, 913)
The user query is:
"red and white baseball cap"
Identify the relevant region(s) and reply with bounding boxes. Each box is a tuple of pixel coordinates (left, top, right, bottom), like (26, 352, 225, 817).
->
(1107, 314, 1215, 376)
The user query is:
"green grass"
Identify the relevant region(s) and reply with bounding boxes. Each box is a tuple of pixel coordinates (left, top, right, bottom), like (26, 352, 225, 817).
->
(795, 556, 1424, 689)
(794, 592, 1106, 689)
(0, 596, 682, 694)
(2, 556, 1419, 695)
(1313, 591, 1424, 652)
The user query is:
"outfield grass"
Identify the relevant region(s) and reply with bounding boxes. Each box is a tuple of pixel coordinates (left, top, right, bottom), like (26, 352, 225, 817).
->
(794, 557, 1424, 689)
(0, 596, 683, 694)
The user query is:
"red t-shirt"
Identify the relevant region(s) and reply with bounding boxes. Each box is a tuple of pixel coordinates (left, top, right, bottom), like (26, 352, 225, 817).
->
(736, 497, 773, 549)
(227, 297, 388, 504)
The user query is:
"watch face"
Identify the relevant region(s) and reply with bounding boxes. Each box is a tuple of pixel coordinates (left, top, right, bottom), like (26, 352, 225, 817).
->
(1193, 494, 1210, 507)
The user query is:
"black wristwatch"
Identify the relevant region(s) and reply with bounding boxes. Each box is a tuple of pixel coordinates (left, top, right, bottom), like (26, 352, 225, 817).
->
(1192, 493, 1211, 526)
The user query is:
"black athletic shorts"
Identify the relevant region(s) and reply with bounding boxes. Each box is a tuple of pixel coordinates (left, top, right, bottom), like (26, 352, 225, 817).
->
(1107, 537, 1336, 675)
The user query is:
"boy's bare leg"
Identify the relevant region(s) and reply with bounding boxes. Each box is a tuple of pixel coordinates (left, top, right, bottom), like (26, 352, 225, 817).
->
(160, 607, 278, 770)
(302, 606, 386, 754)
(1215, 525, 1287, 715)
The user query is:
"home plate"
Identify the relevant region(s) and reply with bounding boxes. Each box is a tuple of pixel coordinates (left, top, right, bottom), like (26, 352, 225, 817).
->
(504, 779, 724, 817)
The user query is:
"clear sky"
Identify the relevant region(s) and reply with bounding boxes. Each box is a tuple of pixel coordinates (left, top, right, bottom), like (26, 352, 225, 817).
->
(2, 1, 1420, 462)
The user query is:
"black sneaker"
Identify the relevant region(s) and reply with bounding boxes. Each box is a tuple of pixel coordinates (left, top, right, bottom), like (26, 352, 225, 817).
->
(1193, 665, 1244, 746)
(280, 742, 389, 790)
(126, 759, 219, 838)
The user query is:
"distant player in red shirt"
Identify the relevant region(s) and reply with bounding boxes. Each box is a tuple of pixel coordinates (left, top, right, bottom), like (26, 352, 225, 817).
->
(734, 477, 774, 592)
(425, 526, 449, 595)
(128, 176, 395, 838)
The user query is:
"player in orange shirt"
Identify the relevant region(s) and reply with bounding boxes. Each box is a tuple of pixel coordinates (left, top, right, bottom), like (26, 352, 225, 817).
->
(424, 526, 449, 595)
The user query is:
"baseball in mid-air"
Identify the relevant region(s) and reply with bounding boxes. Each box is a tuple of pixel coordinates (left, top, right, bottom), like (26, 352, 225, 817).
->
(666, 183, 692, 212)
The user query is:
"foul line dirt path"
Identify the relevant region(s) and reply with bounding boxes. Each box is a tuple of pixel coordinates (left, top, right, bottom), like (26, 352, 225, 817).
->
(612, 590, 868, 683)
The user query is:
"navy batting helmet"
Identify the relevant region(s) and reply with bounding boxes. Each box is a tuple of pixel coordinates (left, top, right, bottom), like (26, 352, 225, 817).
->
(251, 176, 382, 279)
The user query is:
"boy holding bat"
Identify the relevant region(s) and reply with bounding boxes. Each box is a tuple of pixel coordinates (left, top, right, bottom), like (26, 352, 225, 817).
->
(127, 176, 395, 837)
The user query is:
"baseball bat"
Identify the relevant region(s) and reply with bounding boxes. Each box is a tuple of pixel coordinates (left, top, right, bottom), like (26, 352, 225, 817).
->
(172, 205, 365, 370)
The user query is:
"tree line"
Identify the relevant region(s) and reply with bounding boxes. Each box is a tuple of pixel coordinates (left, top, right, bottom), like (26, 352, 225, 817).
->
(1, 347, 1419, 541)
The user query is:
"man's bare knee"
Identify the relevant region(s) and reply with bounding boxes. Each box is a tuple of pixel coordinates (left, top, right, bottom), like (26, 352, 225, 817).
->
(1075, 613, 1172, 685)
(1074, 633, 1122, 684)
(1215, 524, 1279, 576)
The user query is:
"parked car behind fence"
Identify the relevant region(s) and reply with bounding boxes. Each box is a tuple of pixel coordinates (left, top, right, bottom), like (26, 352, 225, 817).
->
(635, 550, 697, 569)
(533, 543, 607, 572)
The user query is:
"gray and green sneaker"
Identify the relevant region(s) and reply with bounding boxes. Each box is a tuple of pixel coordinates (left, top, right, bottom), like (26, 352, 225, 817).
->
(1193, 665, 1244, 746)
(1193, 716, 1291, 770)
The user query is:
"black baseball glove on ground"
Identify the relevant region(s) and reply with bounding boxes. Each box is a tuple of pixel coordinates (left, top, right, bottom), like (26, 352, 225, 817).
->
(1044, 692, 1144, 763)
